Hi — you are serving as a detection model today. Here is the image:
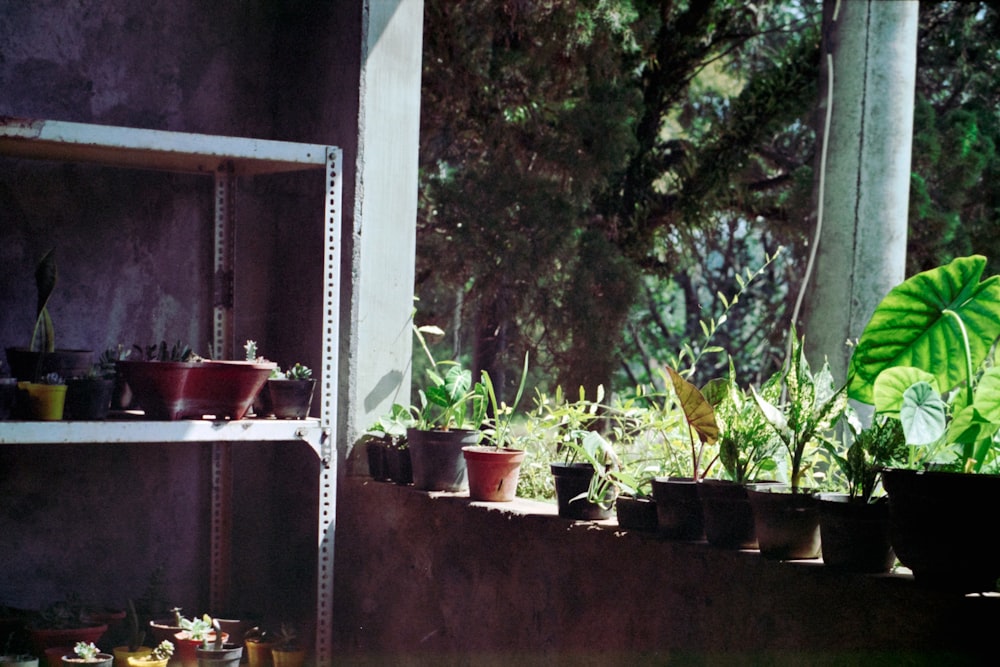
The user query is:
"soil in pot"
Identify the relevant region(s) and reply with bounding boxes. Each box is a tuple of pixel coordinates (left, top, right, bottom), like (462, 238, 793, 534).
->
(816, 493, 895, 573)
(407, 428, 478, 492)
(699, 479, 758, 549)
(60, 653, 113, 667)
(652, 477, 704, 540)
(550, 462, 614, 521)
(882, 468, 1000, 592)
(747, 485, 821, 560)
(463, 446, 525, 502)
(615, 496, 658, 531)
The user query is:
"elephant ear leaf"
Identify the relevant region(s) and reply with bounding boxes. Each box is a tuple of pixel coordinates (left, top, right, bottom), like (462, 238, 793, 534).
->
(849, 255, 1000, 404)
(666, 366, 719, 445)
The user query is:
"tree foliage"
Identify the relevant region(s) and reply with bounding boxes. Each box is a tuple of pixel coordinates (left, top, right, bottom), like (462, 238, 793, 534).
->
(416, 0, 1000, 403)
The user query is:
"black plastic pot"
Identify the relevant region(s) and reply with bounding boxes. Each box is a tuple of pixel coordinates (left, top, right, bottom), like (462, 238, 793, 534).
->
(699, 479, 757, 549)
(615, 495, 658, 531)
(64, 377, 115, 420)
(816, 493, 894, 573)
(550, 462, 614, 520)
(747, 484, 820, 560)
(882, 468, 1000, 591)
(652, 477, 704, 540)
(407, 427, 478, 491)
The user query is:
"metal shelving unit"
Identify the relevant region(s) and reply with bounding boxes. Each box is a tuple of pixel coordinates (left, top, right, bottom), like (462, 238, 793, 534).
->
(0, 117, 341, 667)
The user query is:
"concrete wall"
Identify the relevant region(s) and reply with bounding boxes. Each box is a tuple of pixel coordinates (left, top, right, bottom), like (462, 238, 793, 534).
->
(333, 478, 998, 666)
(0, 0, 366, 647)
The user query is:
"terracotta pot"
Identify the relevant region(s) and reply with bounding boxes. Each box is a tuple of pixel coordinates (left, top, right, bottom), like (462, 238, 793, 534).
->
(4, 348, 93, 383)
(255, 379, 315, 419)
(550, 462, 614, 520)
(117, 361, 275, 420)
(17, 382, 67, 420)
(147, 620, 181, 647)
(883, 468, 1000, 591)
(699, 479, 767, 549)
(64, 377, 115, 420)
(747, 485, 821, 560)
(28, 625, 108, 657)
(407, 428, 478, 492)
(816, 493, 894, 573)
(614, 496, 658, 531)
(652, 477, 704, 540)
(462, 446, 525, 501)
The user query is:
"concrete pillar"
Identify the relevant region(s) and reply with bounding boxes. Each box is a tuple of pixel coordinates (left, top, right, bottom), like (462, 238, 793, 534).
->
(801, 0, 917, 383)
(341, 0, 424, 472)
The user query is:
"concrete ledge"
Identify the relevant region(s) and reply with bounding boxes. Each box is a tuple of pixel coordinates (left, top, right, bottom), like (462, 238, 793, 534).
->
(333, 477, 999, 665)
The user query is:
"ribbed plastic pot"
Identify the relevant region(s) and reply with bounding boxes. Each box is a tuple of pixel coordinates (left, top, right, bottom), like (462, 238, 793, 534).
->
(407, 428, 479, 492)
(652, 477, 704, 540)
(747, 484, 820, 560)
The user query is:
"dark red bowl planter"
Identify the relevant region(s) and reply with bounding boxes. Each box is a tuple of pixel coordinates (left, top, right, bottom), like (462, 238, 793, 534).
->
(117, 360, 275, 420)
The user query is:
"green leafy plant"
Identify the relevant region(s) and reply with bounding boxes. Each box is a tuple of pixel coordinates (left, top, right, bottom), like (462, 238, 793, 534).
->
(98, 345, 130, 378)
(479, 351, 529, 449)
(823, 414, 907, 503)
(753, 326, 849, 492)
(704, 358, 781, 484)
(410, 323, 486, 431)
(177, 613, 213, 642)
(40, 372, 64, 385)
(283, 363, 313, 381)
(30, 248, 57, 354)
(72, 643, 99, 661)
(148, 641, 174, 661)
(849, 255, 1000, 473)
(134, 341, 198, 362)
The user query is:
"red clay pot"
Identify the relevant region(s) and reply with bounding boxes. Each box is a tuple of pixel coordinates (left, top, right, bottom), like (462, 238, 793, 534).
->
(462, 446, 525, 501)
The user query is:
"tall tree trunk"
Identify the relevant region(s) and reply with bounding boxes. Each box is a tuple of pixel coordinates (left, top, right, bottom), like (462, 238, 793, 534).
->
(801, 0, 918, 387)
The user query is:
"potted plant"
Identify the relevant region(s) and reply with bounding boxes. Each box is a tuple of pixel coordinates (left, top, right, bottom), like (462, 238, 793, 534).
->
(61, 643, 112, 667)
(17, 372, 67, 421)
(534, 385, 620, 521)
(117, 341, 274, 420)
(64, 360, 115, 421)
(848, 254, 1000, 590)
(244, 342, 316, 419)
(817, 415, 907, 572)
(27, 599, 108, 658)
(406, 323, 486, 492)
(648, 367, 720, 540)
(462, 352, 530, 502)
(172, 615, 226, 667)
(747, 326, 849, 560)
(5, 248, 93, 383)
(241, 628, 276, 667)
(126, 642, 173, 667)
(698, 360, 782, 549)
(112, 601, 150, 667)
(193, 620, 241, 667)
(364, 404, 415, 484)
(268, 626, 304, 667)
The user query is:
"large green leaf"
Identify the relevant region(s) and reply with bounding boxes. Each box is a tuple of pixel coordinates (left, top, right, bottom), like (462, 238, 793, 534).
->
(899, 382, 947, 446)
(666, 366, 719, 445)
(872, 366, 938, 417)
(849, 255, 1000, 404)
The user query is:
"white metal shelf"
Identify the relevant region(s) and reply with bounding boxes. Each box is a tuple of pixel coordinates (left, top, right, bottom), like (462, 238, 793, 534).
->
(0, 418, 329, 451)
(0, 116, 340, 667)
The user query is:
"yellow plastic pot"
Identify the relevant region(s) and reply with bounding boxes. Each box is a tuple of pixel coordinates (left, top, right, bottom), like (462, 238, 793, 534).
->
(19, 381, 67, 420)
